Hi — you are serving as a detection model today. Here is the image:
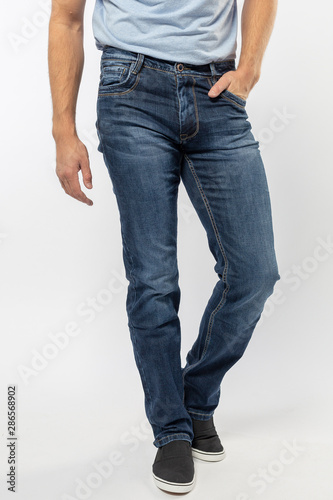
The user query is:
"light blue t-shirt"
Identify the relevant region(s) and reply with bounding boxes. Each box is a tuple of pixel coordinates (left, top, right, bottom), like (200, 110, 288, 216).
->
(92, 0, 238, 65)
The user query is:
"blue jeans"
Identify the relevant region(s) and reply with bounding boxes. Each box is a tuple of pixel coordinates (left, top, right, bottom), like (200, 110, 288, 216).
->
(95, 46, 280, 448)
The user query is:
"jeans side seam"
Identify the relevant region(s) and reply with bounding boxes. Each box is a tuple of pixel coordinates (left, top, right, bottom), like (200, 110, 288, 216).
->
(122, 235, 152, 410)
(121, 228, 136, 310)
(181, 153, 230, 378)
(95, 118, 104, 153)
(129, 325, 153, 415)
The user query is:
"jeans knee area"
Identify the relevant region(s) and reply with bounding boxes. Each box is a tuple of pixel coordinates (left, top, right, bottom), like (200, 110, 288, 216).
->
(244, 266, 280, 309)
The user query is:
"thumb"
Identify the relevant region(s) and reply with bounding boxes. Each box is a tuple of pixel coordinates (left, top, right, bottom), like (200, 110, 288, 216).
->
(208, 74, 232, 97)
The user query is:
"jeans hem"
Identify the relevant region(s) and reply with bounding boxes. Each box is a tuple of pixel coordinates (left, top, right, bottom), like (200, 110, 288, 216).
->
(153, 433, 192, 448)
(187, 409, 215, 421)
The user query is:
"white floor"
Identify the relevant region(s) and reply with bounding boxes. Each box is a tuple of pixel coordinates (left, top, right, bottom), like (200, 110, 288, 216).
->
(1, 348, 332, 500)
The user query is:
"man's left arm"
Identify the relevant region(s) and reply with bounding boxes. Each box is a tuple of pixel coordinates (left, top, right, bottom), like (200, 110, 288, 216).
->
(208, 0, 278, 99)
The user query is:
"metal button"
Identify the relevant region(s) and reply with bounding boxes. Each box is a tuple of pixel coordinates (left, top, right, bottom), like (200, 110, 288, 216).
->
(177, 63, 184, 71)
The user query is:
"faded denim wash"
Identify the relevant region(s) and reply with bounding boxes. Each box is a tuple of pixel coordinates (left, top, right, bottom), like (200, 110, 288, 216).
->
(95, 46, 280, 448)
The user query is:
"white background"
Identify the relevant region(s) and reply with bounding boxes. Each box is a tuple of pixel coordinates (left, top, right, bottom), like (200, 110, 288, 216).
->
(1, 0, 332, 499)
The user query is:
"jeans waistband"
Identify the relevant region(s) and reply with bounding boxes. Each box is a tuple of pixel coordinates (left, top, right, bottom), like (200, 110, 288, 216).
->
(101, 45, 236, 76)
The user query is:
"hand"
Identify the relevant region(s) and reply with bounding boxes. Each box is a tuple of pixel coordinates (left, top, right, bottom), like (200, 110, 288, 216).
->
(55, 134, 93, 206)
(208, 66, 260, 100)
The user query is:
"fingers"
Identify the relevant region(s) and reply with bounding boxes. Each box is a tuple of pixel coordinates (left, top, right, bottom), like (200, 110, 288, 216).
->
(59, 166, 93, 206)
(64, 172, 93, 206)
(55, 138, 94, 206)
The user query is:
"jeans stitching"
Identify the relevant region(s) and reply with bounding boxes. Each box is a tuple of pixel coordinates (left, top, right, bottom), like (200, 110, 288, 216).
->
(131, 53, 144, 75)
(129, 325, 153, 413)
(121, 229, 136, 312)
(208, 76, 246, 109)
(181, 153, 230, 382)
(102, 66, 126, 79)
(155, 433, 191, 443)
(101, 58, 135, 63)
(221, 93, 246, 109)
(174, 73, 182, 141)
(121, 234, 152, 411)
(144, 65, 174, 75)
(188, 410, 214, 417)
(98, 72, 141, 97)
(180, 76, 200, 142)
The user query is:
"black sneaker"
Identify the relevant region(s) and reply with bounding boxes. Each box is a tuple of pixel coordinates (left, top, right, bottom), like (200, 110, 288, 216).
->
(152, 439, 195, 493)
(191, 416, 226, 462)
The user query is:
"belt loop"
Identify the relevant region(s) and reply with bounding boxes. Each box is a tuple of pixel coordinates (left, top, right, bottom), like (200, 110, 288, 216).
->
(132, 53, 144, 75)
(209, 62, 216, 83)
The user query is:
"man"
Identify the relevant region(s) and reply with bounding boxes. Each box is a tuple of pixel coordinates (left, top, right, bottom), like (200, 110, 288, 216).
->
(48, 0, 280, 493)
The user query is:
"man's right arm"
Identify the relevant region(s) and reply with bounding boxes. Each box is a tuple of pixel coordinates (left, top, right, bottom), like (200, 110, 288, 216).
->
(48, 0, 93, 206)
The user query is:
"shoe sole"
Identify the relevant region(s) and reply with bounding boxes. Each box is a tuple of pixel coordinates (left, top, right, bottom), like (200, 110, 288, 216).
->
(152, 472, 195, 493)
(191, 447, 226, 462)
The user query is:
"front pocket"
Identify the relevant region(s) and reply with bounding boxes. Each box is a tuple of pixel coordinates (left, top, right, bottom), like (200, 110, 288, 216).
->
(101, 65, 127, 86)
(221, 89, 247, 108)
(98, 59, 140, 96)
(208, 74, 247, 109)
(99, 60, 132, 88)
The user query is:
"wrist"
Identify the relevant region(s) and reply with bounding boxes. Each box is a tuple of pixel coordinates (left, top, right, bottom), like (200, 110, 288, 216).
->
(52, 123, 77, 143)
(237, 59, 261, 84)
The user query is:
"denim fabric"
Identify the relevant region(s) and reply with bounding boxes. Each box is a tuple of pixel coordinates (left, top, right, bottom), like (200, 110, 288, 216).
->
(95, 46, 280, 448)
